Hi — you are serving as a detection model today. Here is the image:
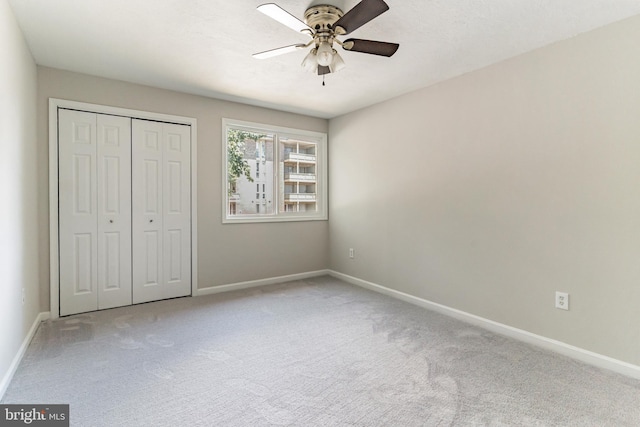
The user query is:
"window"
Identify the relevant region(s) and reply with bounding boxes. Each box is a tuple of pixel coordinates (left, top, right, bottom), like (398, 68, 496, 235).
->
(223, 119, 327, 223)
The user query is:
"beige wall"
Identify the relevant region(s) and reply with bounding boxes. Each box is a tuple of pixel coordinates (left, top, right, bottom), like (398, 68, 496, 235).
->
(37, 67, 329, 311)
(0, 0, 39, 391)
(329, 15, 640, 365)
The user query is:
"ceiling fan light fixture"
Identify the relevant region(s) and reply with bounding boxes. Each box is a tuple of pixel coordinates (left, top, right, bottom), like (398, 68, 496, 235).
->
(301, 48, 318, 72)
(316, 41, 334, 67)
(329, 50, 346, 73)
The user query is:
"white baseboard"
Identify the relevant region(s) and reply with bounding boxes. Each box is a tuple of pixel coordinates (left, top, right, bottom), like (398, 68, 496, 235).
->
(196, 270, 331, 296)
(0, 311, 50, 400)
(328, 270, 640, 380)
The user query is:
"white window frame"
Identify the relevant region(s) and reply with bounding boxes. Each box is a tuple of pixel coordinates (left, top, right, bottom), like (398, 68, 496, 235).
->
(222, 118, 328, 223)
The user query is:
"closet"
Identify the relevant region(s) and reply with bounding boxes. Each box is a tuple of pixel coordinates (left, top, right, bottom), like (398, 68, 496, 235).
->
(57, 108, 192, 316)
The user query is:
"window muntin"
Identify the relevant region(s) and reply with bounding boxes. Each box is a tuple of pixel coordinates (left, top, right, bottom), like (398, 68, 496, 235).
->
(223, 119, 327, 223)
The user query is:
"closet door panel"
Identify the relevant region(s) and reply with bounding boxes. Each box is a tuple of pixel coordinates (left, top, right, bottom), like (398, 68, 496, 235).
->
(59, 109, 99, 316)
(132, 120, 164, 304)
(96, 114, 132, 309)
(163, 124, 191, 299)
(132, 120, 191, 303)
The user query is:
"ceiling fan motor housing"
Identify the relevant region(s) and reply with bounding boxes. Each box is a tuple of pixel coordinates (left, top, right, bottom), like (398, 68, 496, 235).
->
(304, 5, 344, 34)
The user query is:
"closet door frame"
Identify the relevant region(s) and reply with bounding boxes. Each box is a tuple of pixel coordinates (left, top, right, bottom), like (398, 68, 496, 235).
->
(49, 98, 198, 319)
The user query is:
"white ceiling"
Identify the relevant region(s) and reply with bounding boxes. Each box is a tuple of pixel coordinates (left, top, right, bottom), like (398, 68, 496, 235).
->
(8, 0, 640, 118)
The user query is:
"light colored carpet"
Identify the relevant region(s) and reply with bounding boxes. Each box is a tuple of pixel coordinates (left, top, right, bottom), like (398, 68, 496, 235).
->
(3, 276, 640, 426)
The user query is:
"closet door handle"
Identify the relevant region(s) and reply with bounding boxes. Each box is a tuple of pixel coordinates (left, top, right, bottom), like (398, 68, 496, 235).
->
(109, 219, 114, 223)
(150, 219, 154, 223)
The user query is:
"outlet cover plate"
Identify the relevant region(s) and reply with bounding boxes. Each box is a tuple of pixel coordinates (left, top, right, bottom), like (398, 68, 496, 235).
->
(555, 291, 569, 310)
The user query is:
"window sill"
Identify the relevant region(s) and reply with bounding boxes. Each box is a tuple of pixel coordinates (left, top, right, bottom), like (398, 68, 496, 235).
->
(222, 214, 328, 224)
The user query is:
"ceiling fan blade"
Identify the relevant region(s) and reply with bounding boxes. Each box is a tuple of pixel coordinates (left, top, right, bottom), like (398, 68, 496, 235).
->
(253, 44, 307, 59)
(342, 38, 399, 57)
(333, 0, 389, 35)
(318, 65, 331, 76)
(257, 3, 312, 35)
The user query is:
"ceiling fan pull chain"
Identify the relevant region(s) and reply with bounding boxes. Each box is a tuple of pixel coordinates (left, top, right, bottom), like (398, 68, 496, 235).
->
(322, 75, 325, 86)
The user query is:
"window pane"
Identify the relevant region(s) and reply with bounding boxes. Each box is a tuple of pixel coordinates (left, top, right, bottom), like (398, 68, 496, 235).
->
(223, 118, 327, 223)
(279, 137, 318, 214)
(226, 129, 274, 216)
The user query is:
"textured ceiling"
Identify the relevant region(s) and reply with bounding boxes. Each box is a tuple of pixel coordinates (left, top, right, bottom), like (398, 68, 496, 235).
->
(8, 0, 640, 118)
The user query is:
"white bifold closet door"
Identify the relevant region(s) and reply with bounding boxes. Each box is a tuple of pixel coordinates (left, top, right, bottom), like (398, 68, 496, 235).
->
(59, 109, 132, 316)
(132, 119, 191, 304)
(59, 110, 191, 316)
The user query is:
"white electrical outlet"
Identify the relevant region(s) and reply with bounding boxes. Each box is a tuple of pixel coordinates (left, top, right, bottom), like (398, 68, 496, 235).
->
(555, 291, 569, 310)
(349, 248, 355, 259)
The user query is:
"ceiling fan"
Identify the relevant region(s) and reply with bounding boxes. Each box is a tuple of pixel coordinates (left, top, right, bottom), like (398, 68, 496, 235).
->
(252, 0, 399, 77)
